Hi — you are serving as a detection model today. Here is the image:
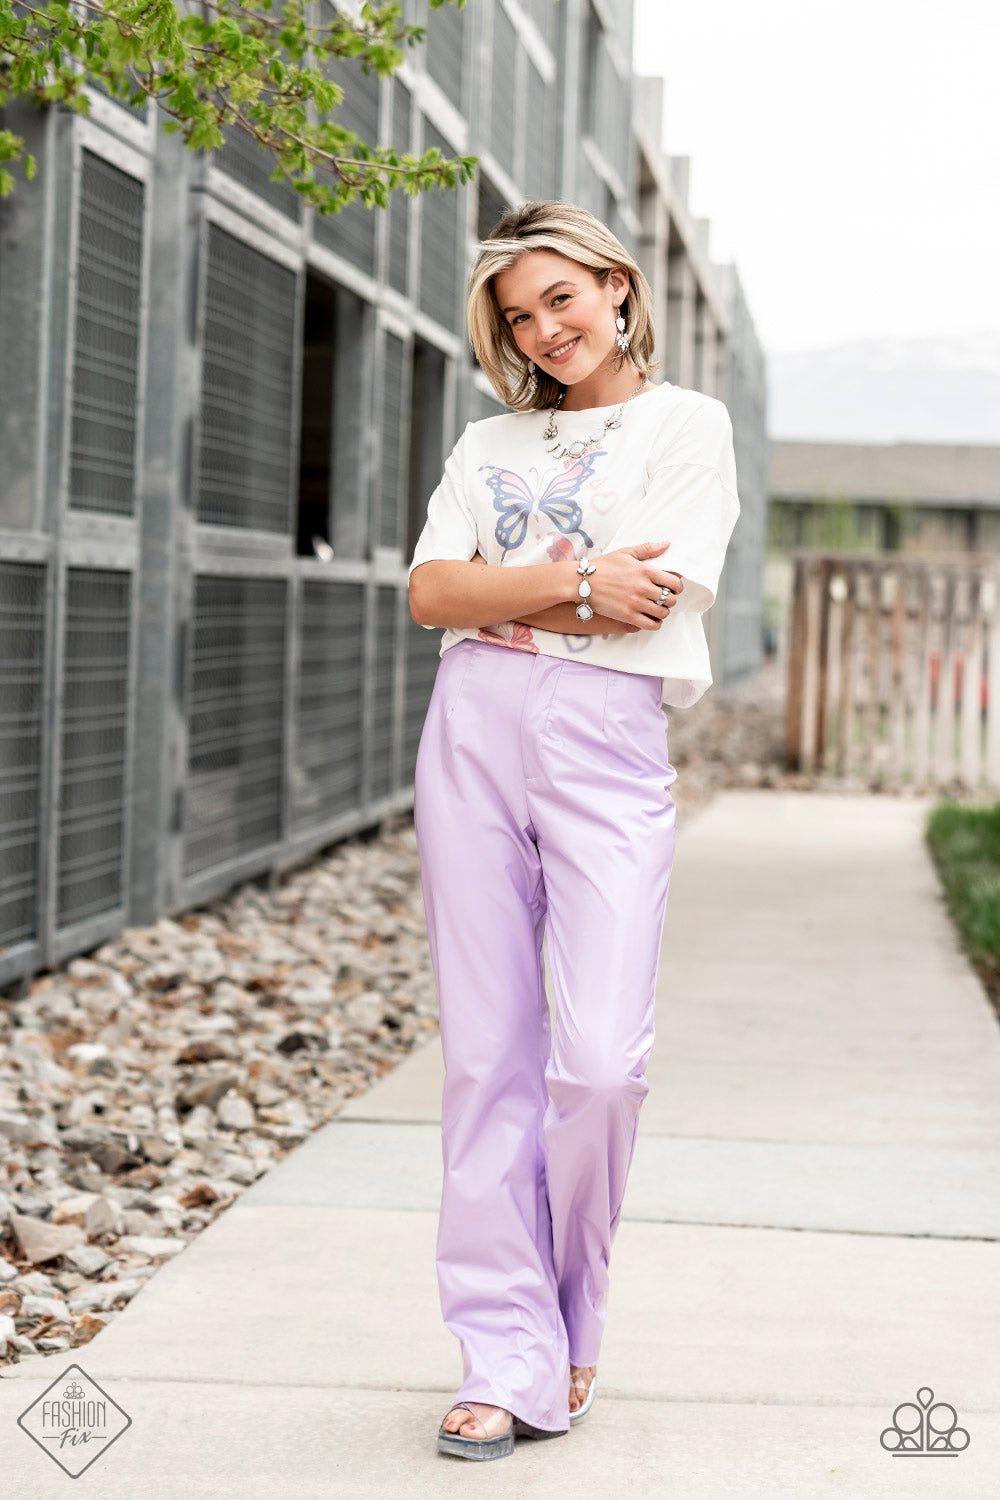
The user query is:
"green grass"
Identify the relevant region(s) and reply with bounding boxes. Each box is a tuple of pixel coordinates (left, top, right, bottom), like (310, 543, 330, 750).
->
(925, 801, 1000, 983)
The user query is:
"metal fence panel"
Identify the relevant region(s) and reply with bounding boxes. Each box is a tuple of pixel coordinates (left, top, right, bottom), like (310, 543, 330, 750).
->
(0, 562, 46, 950)
(490, 6, 517, 177)
(56, 568, 131, 928)
(401, 613, 442, 785)
(426, 0, 465, 104)
(292, 580, 365, 830)
(215, 125, 302, 220)
(369, 585, 397, 802)
(312, 15, 380, 275)
(69, 151, 144, 516)
(523, 0, 560, 48)
(197, 225, 297, 531)
(386, 78, 411, 296)
(379, 331, 407, 549)
(183, 576, 287, 876)
(418, 124, 460, 332)
(524, 61, 557, 202)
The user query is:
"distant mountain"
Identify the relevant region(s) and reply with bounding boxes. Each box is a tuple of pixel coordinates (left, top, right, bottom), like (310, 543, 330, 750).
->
(766, 334, 1000, 445)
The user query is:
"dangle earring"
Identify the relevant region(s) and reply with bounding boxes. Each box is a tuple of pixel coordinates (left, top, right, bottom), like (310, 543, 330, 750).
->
(526, 360, 538, 396)
(615, 308, 630, 355)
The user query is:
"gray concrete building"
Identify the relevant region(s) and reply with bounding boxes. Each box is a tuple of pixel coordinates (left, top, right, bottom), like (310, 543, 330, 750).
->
(632, 77, 769, 687)
(0, 0, 767, 987)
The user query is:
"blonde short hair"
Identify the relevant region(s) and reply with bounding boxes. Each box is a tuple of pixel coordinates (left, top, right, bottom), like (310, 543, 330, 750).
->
(467, 200, 658, 413)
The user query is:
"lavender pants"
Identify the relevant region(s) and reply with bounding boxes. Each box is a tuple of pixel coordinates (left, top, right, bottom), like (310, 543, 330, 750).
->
(413, 637, 677, 1433)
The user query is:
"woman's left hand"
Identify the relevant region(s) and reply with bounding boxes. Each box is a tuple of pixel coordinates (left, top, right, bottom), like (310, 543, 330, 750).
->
(470, 550, 654, 635)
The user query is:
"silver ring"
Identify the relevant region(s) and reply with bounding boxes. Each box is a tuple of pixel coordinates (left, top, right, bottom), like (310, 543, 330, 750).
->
(656, 589, 673, 606)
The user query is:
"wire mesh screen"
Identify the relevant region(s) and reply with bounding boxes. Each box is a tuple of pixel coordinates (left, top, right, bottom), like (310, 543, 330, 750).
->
(477, 176, 509, 240)
(312, 10, 380, 275)
(56, 569, 131, 928)
(522, 0, 560, 48)
(292, 580, 365, 830)
(197, 225, 297, 531)
(184, 576, 287, 877)
(401, 612, 442, 786)
(369, 585, 396, 801)
(69, 151, 144, 516)
(214, 124, 302, 220)
(469, 384, 509, 422)
(386, 78, 411, 296)
(379, 331, 407, 549)
(0, 563, 45, 950)
(490, 6, 517, 177)
(426, 0, 465, 102)
(418, 124, 460, 332)
(524, 62, 557, 201)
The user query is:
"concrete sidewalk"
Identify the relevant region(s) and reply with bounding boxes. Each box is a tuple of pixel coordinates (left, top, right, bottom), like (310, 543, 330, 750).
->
(3, 791, 1000, 1497)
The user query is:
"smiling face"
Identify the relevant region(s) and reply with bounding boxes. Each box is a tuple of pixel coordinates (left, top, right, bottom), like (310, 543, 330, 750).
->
(493, 249, 630, 389)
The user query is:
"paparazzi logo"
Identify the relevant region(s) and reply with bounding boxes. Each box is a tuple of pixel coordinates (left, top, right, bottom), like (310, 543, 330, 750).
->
(17, 1363, 131, 1477)
(880, 1386, 970, 1456)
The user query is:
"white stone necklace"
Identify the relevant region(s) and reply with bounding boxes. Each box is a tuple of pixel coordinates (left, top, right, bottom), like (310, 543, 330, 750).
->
(541, 376, 649, 460)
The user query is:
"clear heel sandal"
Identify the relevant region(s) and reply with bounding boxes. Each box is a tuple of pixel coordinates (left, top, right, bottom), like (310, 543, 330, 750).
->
(569, 1370, 597, 1425)
(437, 1400, 569, 1460)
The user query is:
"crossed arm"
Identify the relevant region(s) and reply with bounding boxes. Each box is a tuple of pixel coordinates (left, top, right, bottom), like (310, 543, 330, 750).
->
(467, 550, 636, 635)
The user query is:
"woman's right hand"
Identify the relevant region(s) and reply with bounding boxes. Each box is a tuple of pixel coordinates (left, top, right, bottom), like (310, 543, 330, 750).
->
(585, 542, 684, 629)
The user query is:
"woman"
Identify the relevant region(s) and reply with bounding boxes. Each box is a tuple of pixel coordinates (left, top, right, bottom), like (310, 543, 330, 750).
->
(407, 201, 740, 1462)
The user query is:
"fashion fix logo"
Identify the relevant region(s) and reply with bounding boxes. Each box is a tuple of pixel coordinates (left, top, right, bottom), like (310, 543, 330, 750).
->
(17, 1363, 131, 1477)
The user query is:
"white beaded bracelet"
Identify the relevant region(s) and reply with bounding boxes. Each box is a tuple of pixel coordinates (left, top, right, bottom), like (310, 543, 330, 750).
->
(575, 556, 596, 621)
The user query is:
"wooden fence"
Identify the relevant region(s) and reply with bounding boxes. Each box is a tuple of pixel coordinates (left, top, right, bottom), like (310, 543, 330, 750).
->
(785, 551, 1000, 790)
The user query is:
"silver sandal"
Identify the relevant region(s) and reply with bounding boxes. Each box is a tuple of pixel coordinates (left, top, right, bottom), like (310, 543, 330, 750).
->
(438, 1401, 568, 1460)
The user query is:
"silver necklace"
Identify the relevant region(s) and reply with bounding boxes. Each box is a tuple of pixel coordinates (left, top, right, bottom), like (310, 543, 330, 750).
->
(541, 376, 649, 460)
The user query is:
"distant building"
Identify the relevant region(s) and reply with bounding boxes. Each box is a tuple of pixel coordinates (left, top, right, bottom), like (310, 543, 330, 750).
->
(0, 0, 768, 987)
(765, 439, 1000, 657)
(769, 440, 1000, 555)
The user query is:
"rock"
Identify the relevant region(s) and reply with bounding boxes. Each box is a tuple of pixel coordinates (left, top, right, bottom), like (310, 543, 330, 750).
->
(35, 1332, 72, 1350)
(117, 1235, 185, 1258)
(67, 1280, 145, 1313)
(179, 1105, 216, 1146)
(139, 1136, 177, 1166)
(8, 1212, 84, 1265)
(20, 1293, 71, 1323)
(84, 1196, 122, 1238)
(51, 1192, 99, 1226)
(274, 1029, 328, 1056)
(215, 1092, 255, 1131)
(65, 1043, 110, 1066)
(51, 1271, 86, 1292)
(121, 1210, 158, 1236)
(0, 1113, 58, 1148)
(13, 1270, 56, 1294)
(175, 1072, 243, 1113)
(62, 1242, 112, 1276)
(342, 993, 387, 1036)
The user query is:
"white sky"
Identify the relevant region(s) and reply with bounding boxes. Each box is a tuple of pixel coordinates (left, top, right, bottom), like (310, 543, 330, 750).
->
(632, 0, 1000, 354)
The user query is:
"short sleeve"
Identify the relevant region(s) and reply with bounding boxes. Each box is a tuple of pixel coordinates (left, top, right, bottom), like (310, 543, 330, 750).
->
(602, 398, 741, 615)
(407, 425, 478, 613)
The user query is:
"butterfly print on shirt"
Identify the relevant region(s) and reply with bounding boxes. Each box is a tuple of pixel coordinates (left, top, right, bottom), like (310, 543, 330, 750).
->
(478, 452, 604, 559)
(476, 621, 540, 654)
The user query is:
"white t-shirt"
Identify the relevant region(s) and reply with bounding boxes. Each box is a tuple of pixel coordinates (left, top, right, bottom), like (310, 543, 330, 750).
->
(407, 380, 741, 707)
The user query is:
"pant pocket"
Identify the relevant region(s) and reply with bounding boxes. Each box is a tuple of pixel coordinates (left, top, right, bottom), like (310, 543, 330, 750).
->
(441, 641, 477, 720)
(602, 669, 671, 772)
